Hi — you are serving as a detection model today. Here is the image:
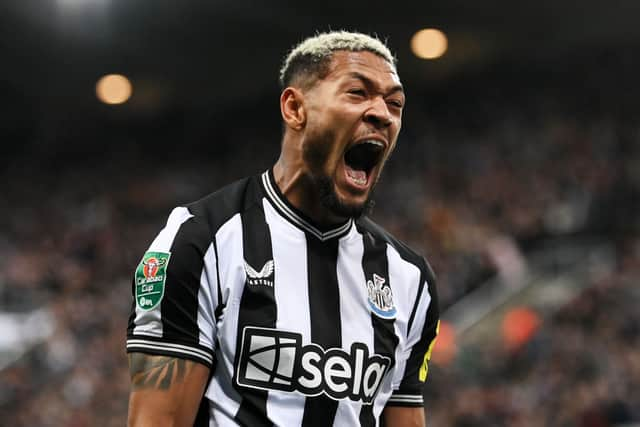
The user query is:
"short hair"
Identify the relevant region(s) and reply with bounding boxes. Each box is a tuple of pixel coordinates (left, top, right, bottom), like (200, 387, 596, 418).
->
(279, 31, 397, 90)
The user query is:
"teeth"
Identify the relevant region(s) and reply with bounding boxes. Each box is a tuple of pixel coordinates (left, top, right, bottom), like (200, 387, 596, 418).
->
(362, 140, 384, 148)
(352, 176, 366, 185)
(347, 169, 367, 185)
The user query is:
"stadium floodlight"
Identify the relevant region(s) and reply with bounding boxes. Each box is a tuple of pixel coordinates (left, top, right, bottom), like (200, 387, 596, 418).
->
(96, 74, 132, 105)
(411, 28, 448, 60)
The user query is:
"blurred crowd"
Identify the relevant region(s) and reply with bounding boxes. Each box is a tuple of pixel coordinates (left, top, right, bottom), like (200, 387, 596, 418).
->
(426, 251, 640, 426)
(1, 49, 639, 426)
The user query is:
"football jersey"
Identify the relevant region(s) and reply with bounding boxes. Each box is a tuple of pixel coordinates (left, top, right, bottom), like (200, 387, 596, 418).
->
(127, 170, 439, 426)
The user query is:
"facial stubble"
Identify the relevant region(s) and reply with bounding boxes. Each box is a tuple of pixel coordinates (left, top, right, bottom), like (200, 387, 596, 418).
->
(302, 132, 376, 220)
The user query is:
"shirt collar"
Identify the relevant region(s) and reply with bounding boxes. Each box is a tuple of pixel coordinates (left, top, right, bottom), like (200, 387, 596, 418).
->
(261, 170, 353, 241)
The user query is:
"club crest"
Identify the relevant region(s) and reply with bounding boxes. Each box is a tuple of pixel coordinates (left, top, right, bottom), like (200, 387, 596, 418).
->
(366, 274, 397, 319)
(244, 260, 275, 287)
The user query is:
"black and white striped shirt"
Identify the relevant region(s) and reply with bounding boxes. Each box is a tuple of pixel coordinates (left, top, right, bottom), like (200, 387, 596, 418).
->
(127, 170, 439, 426)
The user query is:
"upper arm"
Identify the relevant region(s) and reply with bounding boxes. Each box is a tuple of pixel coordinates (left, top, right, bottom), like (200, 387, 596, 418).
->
(128, 353, 210, 427)
(126, 208, 220, 425)
(382, 406, 426, 427)
(127, 207, 219, 365)
(388, 261, 439, 407)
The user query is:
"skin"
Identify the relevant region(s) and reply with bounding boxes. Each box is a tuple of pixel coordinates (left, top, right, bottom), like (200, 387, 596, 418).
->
(128, 50, 424, 427)
(384, 406, 427, 427)
(274, 50, 405, 225)
(127, 353, 209, 427)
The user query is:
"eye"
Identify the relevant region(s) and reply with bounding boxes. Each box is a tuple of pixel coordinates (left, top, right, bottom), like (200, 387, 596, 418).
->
(387, 99, 403, 109)
(348, 88, 367, 97)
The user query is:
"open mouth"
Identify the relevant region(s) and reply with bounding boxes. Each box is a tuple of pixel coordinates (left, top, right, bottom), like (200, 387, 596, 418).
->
(343, 140, 385, 187)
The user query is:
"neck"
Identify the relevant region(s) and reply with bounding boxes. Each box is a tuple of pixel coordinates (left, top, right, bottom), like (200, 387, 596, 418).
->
(272, 157, 348, 227)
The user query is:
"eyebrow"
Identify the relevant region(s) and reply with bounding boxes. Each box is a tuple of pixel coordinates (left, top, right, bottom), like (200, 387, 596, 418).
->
(347, 72, 404, 96)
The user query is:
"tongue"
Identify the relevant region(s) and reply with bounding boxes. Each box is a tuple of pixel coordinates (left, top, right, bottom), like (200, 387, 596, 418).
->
(346, 167, 367, 185)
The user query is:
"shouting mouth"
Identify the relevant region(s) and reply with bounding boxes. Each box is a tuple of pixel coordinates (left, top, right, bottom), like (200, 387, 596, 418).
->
(343, 139, 386, 189)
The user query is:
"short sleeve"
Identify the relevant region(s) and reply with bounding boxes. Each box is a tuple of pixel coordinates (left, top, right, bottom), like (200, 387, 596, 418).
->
(387, 264, 439, 407)
(126, 207, 218, 369)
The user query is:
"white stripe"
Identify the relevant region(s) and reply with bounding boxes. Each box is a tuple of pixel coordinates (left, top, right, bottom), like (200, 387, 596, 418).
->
(261, 172, 352, 241)
(388, 394, 423, 401)
(133, 207, 194, 336)
(126, 344, 210, 365)
(126, 341, 213, 364)
(127, 339, 213, 360)
(408, 278, 433, 344)
(387, 398, 424, 404)
(127, 338, 212, 358)
(333, 232, 369, 426)
(264, 199, 309, 426)
(385, 243, 424, 391)
(198, 243, 218, 352)
(204, 214, 244, 420)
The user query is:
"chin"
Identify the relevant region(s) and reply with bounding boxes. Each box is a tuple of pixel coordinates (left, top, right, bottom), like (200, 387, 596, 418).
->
(316, 176, 374, 219)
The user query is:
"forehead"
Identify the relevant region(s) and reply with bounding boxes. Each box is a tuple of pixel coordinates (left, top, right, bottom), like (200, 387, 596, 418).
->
(325, 50, 401, 87)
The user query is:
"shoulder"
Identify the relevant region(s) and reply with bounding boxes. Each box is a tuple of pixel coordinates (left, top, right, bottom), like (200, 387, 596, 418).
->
(355, 216, 436, 285)
(184, 174, 264, 232)
(149, 174, 263, 255)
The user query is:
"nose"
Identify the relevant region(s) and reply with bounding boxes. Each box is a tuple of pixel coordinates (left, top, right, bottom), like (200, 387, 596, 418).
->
(364, 97, 392, 129)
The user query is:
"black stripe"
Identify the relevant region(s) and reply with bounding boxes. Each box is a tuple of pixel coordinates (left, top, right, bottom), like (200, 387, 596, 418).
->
(354, 218, 437, 336)
(212, 238, 225, 322)
(185, 175, 263, 324)
(398, 282, 439, 394)
(358, 228, 399, 427)
(407, 269, 425, 336)
(233, 186, 277, 427)
(407, 259, 435, 334)
(160, 216, 211, 344)
(355, 217, 437, 335)
(356, 217, 439, 401)
(127, 290, 137, 335)
(300, 236, 341, 427)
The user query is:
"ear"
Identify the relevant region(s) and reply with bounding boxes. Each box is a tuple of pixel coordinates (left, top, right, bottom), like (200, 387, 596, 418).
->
(280, 87, 306, 131)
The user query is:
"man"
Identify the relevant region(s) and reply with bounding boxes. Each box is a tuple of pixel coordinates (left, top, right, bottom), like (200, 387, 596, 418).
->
(127, 31, 439, 427)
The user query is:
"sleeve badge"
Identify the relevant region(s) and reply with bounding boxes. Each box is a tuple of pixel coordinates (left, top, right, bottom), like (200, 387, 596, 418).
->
(135, 251, 171, 311)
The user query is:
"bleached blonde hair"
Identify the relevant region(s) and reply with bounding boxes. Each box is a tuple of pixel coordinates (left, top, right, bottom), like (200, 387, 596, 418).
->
(279, 31, 397, 89)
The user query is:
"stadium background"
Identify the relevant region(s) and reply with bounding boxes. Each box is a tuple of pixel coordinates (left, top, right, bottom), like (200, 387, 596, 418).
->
(1, 1, 639, 425)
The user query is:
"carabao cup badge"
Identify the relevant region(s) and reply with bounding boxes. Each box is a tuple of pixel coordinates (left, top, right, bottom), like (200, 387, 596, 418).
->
(135, 251, 171, 311)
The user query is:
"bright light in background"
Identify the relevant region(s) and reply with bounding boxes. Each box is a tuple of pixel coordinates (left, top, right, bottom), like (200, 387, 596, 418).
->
(502, 306, 541, 351)
(96, 74, 132, 105)
(57, 0, 108, 6)
(411, 28, 448, 60)
(432, 320, 457, 366)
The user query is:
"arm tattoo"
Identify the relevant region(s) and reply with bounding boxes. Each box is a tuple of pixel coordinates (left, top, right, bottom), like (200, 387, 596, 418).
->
(129, 354, 192, 391)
